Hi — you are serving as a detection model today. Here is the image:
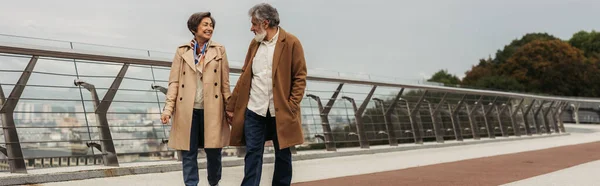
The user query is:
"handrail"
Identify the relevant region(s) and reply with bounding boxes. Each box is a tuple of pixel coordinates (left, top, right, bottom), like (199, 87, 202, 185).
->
(1, 42, 599, 103)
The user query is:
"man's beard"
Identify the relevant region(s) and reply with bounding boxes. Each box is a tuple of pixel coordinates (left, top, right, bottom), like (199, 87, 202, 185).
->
(254, 27, 267, 42)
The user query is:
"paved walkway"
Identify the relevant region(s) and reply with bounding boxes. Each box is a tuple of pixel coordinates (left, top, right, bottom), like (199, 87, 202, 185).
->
(36, 124, 600, 186)
(504, 160, 600, 186)
(295, 141, 600, 186)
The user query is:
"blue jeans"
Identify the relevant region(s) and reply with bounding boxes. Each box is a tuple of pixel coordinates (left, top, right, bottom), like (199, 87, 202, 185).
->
(182, 109, 222, 186)
(241, 109, 293, 186)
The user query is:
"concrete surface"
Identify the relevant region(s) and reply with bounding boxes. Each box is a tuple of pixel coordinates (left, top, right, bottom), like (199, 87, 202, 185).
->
(0, 130, 572, 185)
(503, 160, 600, 186)
(33, 124, 600, 186)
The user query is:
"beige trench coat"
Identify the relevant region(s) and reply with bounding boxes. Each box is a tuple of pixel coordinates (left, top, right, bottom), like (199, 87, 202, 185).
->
(227, 28, 307, 149)
(162, 40, 231, 150)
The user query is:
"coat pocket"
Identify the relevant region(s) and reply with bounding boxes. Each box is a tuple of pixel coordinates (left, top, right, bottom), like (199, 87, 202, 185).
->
(288, 100, 300, 117)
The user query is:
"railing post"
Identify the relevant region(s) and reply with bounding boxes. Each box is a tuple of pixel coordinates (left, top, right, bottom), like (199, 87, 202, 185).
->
(556, 103, 568, 132)
(0, 56, 37, 173)
(552, 102, 566, 134)
(483, 97, 498, 138)
(342, 85, 376, 149)
(533, 101, 547, 134)
(75, 64, 128, 167)
(408, 90, 428, 144)
(428, 93, 448, 143)
(495, 103, 508, 137)
(467, 96, 483, 140)
(521, 100, 535, 135)
(381, 88, 405, 146)
(510, 99, 525, 137)
(341, 96, 366, 148)
(573, 103, 581, 125)
(449, 95, 467, 141)
(543, 101, 556, 134)
(306, 83, 344, 152)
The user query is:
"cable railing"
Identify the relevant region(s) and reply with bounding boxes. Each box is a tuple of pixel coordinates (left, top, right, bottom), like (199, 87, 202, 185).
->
(0, 40, 598, 174)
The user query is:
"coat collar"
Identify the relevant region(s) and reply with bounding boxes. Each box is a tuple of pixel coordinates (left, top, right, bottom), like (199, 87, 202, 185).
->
(246, 27, 288, 78)
(180, 40, 222, 72)
(272, 27, 287, 79)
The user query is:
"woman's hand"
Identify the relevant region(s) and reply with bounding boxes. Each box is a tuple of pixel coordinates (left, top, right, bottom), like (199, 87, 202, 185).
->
(161, 115, 171, 124)
(226, 111, 234, 125)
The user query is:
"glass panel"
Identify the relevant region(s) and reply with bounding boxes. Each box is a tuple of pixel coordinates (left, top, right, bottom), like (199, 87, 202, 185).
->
(75, 61, 122, 77)
(0, 55, 29, 71)
(16, 126, 92, 144)
(34, 58, 76, 75)
(20, 142, 94, 159)
(28, 72, 78, 87)
(20, 85, 81, 100)
(107, 102, 160, 114)
(151, 67, 170, 83)
(0, 83, 13, 102)
(107, 113, 168, 154)
(0, 55, 35, 97)
(81, 101, 98, 116)
(127, 65, 154, 77)
(113, 89, 158, 103)
(157, 94, 166, 106)
(14, 99, 83, 115)
(11, 110, 96, 159)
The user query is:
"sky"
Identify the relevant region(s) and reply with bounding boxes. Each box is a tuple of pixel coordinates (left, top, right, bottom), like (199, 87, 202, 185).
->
(1, 0, 600, 82)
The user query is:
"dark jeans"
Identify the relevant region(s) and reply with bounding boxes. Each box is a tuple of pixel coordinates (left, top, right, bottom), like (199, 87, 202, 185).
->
(181, 109, 222, 186)
(241, 109, 293, 186)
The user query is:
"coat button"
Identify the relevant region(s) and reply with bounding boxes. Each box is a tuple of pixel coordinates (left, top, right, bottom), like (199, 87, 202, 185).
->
(179, 97, 183, 101)
(214, 69, 217, 73)
(215, 95, 219, 99)
(214, 82, 218, 86)
(183, 71, 186, 75)
(275, 108, 279, 112)
(181, 84, 184, 88)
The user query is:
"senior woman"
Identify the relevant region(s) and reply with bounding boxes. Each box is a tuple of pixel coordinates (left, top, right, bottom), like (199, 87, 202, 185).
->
(161, 12, 231, 186)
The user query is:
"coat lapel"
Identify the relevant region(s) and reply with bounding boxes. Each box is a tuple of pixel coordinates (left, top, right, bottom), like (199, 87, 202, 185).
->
(182, 48, 196, 72)
(272, 28, 287, 79)
(203, 45, 219, 70)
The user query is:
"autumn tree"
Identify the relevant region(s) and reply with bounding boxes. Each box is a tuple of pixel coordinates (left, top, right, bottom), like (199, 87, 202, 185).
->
(499, 39, 597, 96)
(493, 33, 560, 64)
(462, 33, 560, 89)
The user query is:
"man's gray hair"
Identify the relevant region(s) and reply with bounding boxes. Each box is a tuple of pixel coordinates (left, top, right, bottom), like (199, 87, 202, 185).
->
(248, 3, 280, 27)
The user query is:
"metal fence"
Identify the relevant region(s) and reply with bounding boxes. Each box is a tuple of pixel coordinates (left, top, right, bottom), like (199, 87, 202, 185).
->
(1, 40, 600, 173)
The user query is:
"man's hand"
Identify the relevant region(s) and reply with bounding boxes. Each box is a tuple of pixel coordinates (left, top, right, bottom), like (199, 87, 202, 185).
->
(161, 115, 171, 124)
(226, 111, 234, 124)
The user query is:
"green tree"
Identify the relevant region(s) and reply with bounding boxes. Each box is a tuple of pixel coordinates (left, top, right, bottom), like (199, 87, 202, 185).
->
(428, 69, 461, 86)
(472, 75, 525, 92)
(569, 30, 600, 64)
(462, 57, 497, 86)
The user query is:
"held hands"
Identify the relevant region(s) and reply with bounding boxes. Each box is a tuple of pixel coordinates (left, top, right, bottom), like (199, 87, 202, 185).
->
(226, 111, 234, 125)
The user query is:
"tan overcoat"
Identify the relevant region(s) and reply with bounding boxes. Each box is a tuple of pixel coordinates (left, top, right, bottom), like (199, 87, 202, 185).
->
(162, 40, 231, 150)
